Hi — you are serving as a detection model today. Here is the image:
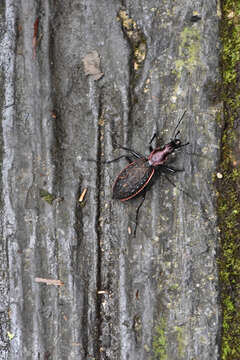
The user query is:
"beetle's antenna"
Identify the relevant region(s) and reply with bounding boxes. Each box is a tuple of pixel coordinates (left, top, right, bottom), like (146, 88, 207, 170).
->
(179, 141, 189, 148)
(171, 110, 187, 139)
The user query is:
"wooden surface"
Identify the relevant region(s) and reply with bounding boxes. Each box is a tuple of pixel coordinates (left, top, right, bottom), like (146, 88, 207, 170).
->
(0, 1, 222, 359)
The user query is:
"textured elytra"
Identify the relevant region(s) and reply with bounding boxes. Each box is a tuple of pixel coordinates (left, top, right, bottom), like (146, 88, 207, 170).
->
(113, 158, 154, 200)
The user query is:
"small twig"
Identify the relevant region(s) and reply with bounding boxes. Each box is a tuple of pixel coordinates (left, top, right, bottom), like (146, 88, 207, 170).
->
(79, 188, 88, 202)
(35, 277, 64, 286)
(4, 102, 15, 109)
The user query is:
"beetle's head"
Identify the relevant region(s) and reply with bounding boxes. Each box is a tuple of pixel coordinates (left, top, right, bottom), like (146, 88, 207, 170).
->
(171, 137, 182, 149)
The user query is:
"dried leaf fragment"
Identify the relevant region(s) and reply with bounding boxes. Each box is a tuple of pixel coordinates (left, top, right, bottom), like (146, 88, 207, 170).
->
(83, 51, 104, 80)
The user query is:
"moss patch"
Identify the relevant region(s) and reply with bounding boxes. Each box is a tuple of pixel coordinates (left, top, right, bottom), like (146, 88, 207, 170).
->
(175, 326, 185, 358)
(218, 1, 240, 359)
(174, 26, 201, 78)
(153, 317, 167, 360)
(39, 188, 55, 205)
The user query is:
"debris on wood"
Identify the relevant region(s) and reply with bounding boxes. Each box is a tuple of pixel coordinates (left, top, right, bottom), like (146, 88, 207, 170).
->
(35, 277, 64, 286)
(136, 289, 139, 300)
(33, 17, 40, 58)
(79, 188, 88, 203)
(7, 331, 15, 340)
(97, 290, 108, 295)
(83, 51, 104, 80)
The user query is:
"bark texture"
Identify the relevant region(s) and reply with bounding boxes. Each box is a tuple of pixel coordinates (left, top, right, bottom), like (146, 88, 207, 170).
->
(0, 1, 221, 359)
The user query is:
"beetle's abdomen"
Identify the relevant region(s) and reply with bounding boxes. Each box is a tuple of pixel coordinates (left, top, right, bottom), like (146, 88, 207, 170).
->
(113, 158, 154, 201)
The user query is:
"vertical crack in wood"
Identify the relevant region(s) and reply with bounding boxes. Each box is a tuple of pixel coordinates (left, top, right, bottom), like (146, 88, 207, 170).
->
(95, 89, 104, 359)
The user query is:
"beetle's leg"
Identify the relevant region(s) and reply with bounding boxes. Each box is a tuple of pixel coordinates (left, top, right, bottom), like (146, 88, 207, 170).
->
(160, 165, 184, 174)
(133, 192, 146, 236)
(105, 155, 132, 164)
(113, 142, 144, 159)
(119, 146, 144, 159)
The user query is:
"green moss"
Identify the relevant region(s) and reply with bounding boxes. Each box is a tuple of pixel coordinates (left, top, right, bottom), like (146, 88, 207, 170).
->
(153, 318, 167, 360)
(174, 26, 200, 78)
(39, 188, 55, 205)
(175, 326, 185, 357)
(218, 1, 240, 359)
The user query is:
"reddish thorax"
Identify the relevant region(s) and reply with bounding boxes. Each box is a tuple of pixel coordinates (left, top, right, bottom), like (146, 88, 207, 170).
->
(148, 143, 174, 166)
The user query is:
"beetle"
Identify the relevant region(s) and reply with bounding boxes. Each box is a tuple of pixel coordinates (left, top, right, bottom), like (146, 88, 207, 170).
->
(107, 111, 189, 235)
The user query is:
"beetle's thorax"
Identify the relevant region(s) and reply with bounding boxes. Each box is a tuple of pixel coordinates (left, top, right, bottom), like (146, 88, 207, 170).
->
(148, 143, 174, 166)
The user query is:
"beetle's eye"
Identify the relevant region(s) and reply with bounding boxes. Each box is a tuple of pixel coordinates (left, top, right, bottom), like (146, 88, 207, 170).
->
(175, 139, 181, 146)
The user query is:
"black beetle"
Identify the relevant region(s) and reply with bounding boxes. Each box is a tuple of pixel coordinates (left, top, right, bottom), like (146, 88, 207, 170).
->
(107, 111, 189, 235)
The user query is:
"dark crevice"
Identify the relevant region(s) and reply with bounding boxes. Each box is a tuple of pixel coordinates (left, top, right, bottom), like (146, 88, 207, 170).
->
(48, 17, 65, 197)
(118, 8, 147, 147)
(0, 71, 10, 354)
(95, 88, 104, 360)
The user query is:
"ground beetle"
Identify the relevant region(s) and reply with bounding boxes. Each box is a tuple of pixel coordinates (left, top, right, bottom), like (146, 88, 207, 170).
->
(107, 111, 189, 235)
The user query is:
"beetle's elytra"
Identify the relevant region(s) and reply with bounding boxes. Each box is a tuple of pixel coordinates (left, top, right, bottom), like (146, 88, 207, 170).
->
(113, 158, 154, 201)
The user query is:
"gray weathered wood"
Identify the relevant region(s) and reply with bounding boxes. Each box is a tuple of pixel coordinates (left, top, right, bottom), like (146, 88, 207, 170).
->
(0, 1, 221, 359)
